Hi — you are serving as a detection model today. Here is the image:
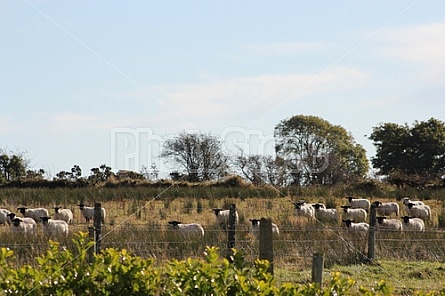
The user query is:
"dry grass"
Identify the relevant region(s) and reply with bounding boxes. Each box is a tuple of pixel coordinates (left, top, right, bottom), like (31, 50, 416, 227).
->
(1, 186, 445, 292)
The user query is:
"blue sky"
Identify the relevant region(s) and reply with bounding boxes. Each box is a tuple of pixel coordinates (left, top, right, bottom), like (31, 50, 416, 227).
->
(1, 1, 445, 178)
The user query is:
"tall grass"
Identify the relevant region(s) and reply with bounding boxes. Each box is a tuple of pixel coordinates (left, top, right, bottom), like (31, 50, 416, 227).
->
(2, 184, 445, 282)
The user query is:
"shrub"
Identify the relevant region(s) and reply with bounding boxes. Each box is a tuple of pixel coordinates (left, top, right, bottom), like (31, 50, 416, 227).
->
(0, 232, 440, 295)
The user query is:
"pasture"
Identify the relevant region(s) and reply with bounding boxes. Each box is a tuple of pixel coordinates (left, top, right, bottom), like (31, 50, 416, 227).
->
(1, 186, 445, 293)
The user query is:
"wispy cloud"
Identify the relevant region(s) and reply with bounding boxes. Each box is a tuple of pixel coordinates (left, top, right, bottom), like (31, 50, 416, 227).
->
(150, 66, 369, 123)
(241, 41, 324, 55)
(380, 22, 445, 84)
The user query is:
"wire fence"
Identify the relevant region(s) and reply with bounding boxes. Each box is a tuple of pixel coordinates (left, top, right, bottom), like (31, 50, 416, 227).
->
(0, 200, 444, 288)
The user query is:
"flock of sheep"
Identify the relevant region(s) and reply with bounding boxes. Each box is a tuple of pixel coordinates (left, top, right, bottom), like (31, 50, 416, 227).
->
(0, 196, 431, 239)
(0, 204, 106, 236)
(294, 196, 431, 233)
(167, 208, 280, 239)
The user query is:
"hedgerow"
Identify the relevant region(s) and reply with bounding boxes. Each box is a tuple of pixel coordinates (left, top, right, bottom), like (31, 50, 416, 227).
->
(0, 232, 440, 295)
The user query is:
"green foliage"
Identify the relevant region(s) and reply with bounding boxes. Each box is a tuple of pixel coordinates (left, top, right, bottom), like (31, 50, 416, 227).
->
(369, 118, 445, 187)
(275, 115, 369, 186)
(0, 233, 443, 295)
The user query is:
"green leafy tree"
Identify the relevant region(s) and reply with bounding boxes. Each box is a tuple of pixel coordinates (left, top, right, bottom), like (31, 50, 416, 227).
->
(162, 132, 228, 182)
(275, 115, 369, 186)
(369, 118, 445, 187)
(88, 164, 114, 184)
(0, 150, 29, 183)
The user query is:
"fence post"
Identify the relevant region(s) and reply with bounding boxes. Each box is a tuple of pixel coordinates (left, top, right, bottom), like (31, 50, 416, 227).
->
(94, 203, 102, 254)
(87, 226, 95, 264)
(226, 204, 236, 261)
(367, 203, 377, 263)
(311, 253, 324, 287)
(259, 218, 274, 274)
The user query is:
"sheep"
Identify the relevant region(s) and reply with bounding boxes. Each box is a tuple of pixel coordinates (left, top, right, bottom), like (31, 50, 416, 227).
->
(406, 203, 431, 220)
(401, 197, 424, 207)
(340, 206, 367, 223)
(376, 216, 402, 231)
(40, 216, 69, 236)
(249, 219, 280, 239)
(8, 213, 37, 226)
(212, 208, 239, 227)
(10, 217, 36, 234)
(312, 204, 339, 223)
(77, 204, 106, 224)
(0, 209, 12, 225)
(53, 207, 74, 224)
(293, 201, 315, 219)
(346, 196, 370, 211)
(342, 219, 369, 232)
(401, 216, 425, 232)
(17, 207, 49, 223)
(167, 221, 204, 238)
(372, 201, 400, 217)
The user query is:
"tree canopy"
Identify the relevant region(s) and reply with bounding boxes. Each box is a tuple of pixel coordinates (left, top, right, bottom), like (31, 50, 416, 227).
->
(274, 115, 369, 186)
(369, 118, 445, 187)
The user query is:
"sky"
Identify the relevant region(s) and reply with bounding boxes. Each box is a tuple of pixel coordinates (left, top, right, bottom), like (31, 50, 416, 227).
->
(1, 1, 445, 178)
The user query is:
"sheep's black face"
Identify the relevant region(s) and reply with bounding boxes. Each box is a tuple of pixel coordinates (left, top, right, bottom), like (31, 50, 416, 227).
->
(12, 219, 21, 226)
(40, 217, 50, 225)
(376, 217, 385, 224)
(294, 203, 301, 209)
(250, 219, 260, 226)
(168, 221, 180, 227)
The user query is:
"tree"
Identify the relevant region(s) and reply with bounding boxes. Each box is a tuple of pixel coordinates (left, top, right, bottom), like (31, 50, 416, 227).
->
(162, 132, 228, 182)
(88, 164, 114, 184)
(234, 153, 286, 186)
(0, 150, 29, 183)
(274, 115, 369, 186)
(369, 118, 445, 187)
(55, 165, 83, 182)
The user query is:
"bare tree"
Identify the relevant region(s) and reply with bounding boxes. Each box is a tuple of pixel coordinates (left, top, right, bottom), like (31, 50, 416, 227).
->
(162, 132, 228, 182)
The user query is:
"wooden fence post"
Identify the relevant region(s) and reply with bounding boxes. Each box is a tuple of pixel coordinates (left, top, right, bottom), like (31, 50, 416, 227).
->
(367, 203, 377, 263)
(311, 253, 324, 287)
(94, 203, 102, 254)
(226, 204, 236, 261)
(259, 218, 274, 274)
(87, 226, 95, 264)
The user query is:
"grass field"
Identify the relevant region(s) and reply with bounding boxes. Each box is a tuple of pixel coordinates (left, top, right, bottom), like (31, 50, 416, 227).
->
(0, 185, 445, 294)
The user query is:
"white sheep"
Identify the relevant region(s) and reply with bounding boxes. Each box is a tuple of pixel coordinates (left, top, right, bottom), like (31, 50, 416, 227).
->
(17, 207, 49, 223)
(167, 221, 204, 238)
(10, 217, 36, 234)
(342, 219, 369, 232)
(373, 201, 400, 217)
(53, 207, 74, 224)
(401, 197, 424, 206)
(347, 196, 370, 211)
(312, 204, 339, 223)
(77, 204, 106, 224)
(340, 206, 367, 223)
(406, 203, 431, 220)
(293, 201, 315, 219)
(376, 216, 402, 231)
(401, 216, 425, 232)
(40, 216, 69, 236)
(0, 209, 11, 225)
(212, 208, 239, 226)
(249, 219, 280, 239)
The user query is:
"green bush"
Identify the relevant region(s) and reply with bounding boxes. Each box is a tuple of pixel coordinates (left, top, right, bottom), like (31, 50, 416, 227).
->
(0, 232, 440, 295)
